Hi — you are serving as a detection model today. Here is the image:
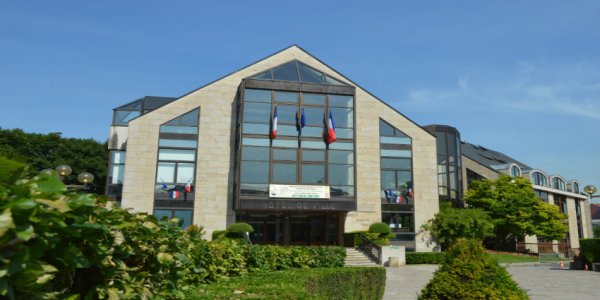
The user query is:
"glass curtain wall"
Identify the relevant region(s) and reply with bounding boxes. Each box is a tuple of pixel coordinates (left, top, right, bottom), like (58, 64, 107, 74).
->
(153, 108, 200, 228)
(107, 151, 126, 200)
(239, 88, 354, 199)
(379, 119, 414, 244)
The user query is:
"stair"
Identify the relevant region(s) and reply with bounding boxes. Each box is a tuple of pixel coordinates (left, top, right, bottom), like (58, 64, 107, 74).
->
(344, 247, 379, 267)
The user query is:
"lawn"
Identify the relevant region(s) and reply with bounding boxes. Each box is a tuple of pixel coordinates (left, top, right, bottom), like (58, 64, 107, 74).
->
(489, 253, 539, 263)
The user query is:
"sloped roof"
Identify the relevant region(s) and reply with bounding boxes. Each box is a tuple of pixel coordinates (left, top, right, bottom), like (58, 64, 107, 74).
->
(114, 96, 176, 111)
(461, 141, 532, 171)
(591, 203, 600, 220)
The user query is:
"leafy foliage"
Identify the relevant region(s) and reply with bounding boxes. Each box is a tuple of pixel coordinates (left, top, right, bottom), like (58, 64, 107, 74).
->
(406, 252, 447, 264)
(465, 175, 568, 250)
(247, 245, 345, 271)
(0, 128, 108, 194)
(226, 222, 253, 233)
(579, 238, 600, 267)
(0, 156, 347, 299)
(424, 203, 495, 250)
(419, 239, 529, 300)
(593, 226, 600, 238)
(190, 267, 386, 300)
(367, 223, 394, 246)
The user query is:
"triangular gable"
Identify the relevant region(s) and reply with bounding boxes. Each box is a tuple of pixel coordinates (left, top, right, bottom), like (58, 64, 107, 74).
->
(250, 60, 348, 86)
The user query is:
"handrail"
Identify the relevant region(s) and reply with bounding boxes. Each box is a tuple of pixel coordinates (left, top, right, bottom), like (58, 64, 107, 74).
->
(357, 233, 382, 265)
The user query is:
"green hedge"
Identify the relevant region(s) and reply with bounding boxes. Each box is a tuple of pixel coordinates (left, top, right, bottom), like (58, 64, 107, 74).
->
(406, 252, 447, 264)
(247, 245, 345, 271)
(419, 239, 528, 300)
(189, 267, 386, 299)
(579, 238, 600, 268)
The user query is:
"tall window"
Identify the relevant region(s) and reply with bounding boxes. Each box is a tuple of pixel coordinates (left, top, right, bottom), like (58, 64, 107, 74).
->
(535, 190, 549, 203)
(238, 89, 354, 199)
(379, 119, 414, 242)
(153, 108, 199, 228)
(107, 151, 126, 200)
(575, 200, 583, 238)
(572, 182, 580, 193)
(511, 165, 521, 177)
(531, 172, 548, 186)
(554, 195, 567, 214)
(552, 177, 566, 191)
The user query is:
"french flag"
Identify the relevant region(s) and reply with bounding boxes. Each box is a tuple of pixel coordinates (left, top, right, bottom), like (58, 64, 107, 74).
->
(397, 193, 404, 204)
(297, 107, 306, 133)
(270, 105, 278, 139)
(323, 110, 336, 144)
(408, 188, 414, 198)
(169, 190, 180, 199)
(185, 180, 192, 193)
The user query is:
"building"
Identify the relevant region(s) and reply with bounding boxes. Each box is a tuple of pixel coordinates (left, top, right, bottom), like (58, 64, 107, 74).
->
(106, 45, 439, 251)
(591, 203, 600, 229)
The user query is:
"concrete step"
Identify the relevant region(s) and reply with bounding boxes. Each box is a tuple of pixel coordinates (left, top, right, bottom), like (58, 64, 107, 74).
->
(344, 247, 379, 267)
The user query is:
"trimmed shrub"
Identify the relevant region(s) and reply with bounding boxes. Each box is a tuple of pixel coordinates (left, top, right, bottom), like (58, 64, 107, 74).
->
(247, 245, 345, 271)
(406, 252, 447, 264)
(211, 230, 227, 241)
(369, 222, 391, 234)
(418, 239, 528, 300)
(368, 223, 393, 246)
(190, 267, 386, 299)
(579, 238, 600, 268)
(226, 222, 254, 233)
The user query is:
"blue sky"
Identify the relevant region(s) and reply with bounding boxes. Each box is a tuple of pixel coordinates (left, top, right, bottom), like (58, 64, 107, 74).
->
(1, 1, 599, 200)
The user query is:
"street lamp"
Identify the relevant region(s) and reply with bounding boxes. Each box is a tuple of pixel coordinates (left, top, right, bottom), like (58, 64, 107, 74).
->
(78, 172, 94, 184)
(55, 165, 72, 181)
(584, 185, 599, 199)
(43, 165, 95, 191)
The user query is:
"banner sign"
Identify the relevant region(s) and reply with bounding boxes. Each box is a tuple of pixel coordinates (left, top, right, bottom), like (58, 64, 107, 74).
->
(269, 184, 330, 199)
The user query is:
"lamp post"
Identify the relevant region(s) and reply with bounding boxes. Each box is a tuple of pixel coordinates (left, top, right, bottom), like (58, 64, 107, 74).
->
(584, 185, 599, 200)
(55, 165, 72, 181)
(42, 165, 94, 191)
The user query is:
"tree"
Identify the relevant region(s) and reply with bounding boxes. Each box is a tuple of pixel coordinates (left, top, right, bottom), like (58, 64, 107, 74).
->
(0, 128, 108, 194)
(464, 175, 568, 250)
(424, 202, 495, 250)
(593, 226, 600, 238)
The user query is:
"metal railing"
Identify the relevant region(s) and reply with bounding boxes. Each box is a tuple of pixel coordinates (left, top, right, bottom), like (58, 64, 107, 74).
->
(357, 233, 382, 265)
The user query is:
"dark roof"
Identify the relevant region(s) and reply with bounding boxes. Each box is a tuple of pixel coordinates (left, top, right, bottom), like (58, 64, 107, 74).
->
(115, 96, 177, 111)
(461, 141, 532, 171)
(591, 204, 600, 220)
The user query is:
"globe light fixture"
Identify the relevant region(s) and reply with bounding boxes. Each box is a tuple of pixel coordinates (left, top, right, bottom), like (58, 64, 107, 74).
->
(77, 172, 94, 184)
(40, 168, 56, 175)
(584, 185, 598, 199)
(55, 165, 72, 176)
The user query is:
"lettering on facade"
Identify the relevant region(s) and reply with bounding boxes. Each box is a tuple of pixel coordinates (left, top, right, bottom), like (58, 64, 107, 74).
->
(260, 201, 336, 210)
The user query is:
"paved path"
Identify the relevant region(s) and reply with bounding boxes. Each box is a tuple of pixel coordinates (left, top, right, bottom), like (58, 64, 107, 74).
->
(384, 264, 600, 300)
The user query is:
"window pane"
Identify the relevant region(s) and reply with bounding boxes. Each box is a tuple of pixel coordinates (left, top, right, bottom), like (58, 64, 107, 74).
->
(381, 149, 411, 158)
(173, 210, 193, 228)
(113, 110, 140, 125)
(243, 123, 269, 135)
(303, 107, 324, 125)
(397, 171, 412, 189)
(302, 93, 325, 105)
(110, 165, 125, 184)
(277, 105, 297, 124)
(328, 95, 353, 107)
(272, 163, 297, 184)
(336, 128, 353, 139)
(330, 108, 353, 128)
(275, 91, 298, 103)
(158, 149, 195, 161)
(331, 185, 354, 197)
(111, 151, 126, 164)
(328, 150, 353, 164)
(159, 139, 198, 148)
(240, 183, 269, 196)
(242, 138, 270, 147)
(302, 150, 324, 162)
(154, 210, 171, 221)
(165, 109, 199, 126)
(300, 126, 322, 138)
(381, 171, 396, 189)
(176, 163, 195, 183)
(272, 62, 299, 82)
(241, 161, 269, 183)
(272, 139, 297, 148)
(243, 102, 271, 124)
(302, 164, 325, 184)
(278, 125, 298, 136)
(381, 158, 411, 170)
(298, 63, 325, 84)
(326, 76, 346, 86)
(245, 89, 271, 103)
(301, 140, 326, 149)
(380, 136, 411, 145)
(160, 126, 198, 134)
(328, 164, 354, 185)
(242, 146, 269, 161)
(273, 149, 297, 161)
(157, 162, 176, 183)
(329, 142, 353, 150)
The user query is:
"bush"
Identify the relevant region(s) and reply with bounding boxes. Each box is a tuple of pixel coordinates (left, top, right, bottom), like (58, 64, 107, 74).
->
(406, 252, 447, 264)
(369, 222, 391, 234)
(247, 245, 345, 271)
(226, 222, 253, 233)
(423, 205, 494, 250)
(368, 223, 394, 246)
(211, 229, 227, 241)
(579, 238, 600, 268)
(418, 239, 528, 300)
(190, 267, 386, 299)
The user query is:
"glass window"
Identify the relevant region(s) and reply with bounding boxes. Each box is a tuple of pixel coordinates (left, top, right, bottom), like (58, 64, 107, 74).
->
(243, 123, 270, 135)
(303, 107, 325, 125)
(164, 109, 199, 126)
(381, 171, 395, 189)
(272, 163, 297, 184)
(251, 71, 272, 81)
(330, 108, 353, 128)
(240, 183, 269, 196)
(331, 185, 354, 197)
(298, 63, 326, 84)
(302, 93, 326, 105)
(110, 165, 125, 184)
(276, 105, 298, 124)
(159, 126, 198, 134)
(272, 62, 300, 82)
(381, 149, 411, 158)
(301, 164, 325, 184)
(335, 128, 353, 139)
(275, 91, 298, 103)
(243, 102, 271, 124)
(278, 125, 298, 136)
(242, 146, 269, 161)
(328, 164, 354, 186)
(301, 140, 326, 149)
(272, 139, 298, 148)
(157, 162, 176, 183)
(511, 165, 521, 177)
(176, 163, 195, 183)
(273, 149, 297, 161)
(154, 209, 171, 221)
(380, 136, 411, 145)
(243, 138, 270, 147)
(381, 158, 411, 170)
(397, 171, 412, 189)
(573, 182, 579, 193)
(111, 151, 126, 164)
(159, 139, 198, 148)
(302, 150, 324, 162)
(329, 150, 353, 164)
(328, 95, 353, 108)
(173, 210, 193, 228)
(300, 126, 322, 138)
(325, 76, 345, 86)
(244, 89, 271, 102)
(158, 149, 195, 161)
(113, 110, 140, 125)
(241, 161, 269, 183)
(329, 142, 353, 150)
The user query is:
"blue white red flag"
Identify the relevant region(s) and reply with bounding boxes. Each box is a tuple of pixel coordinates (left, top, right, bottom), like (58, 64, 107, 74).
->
(161, 181, 168, 190)
(169, 190, 180, 199)
(270, 105, 278, 139)
(323, 110, 336, 144)
(185, 180, 192, 193)
(409, 188, 414, 198)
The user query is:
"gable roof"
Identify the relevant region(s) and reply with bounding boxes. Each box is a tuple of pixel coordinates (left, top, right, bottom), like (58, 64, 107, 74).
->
(461, 141, 532, 171)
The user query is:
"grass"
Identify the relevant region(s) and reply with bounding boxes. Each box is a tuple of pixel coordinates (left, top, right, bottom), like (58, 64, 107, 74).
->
(489, 253, 539, 263)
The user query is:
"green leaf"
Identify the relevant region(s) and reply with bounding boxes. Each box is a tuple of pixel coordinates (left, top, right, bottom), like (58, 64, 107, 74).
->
(16, 225, 35, 241)
(36, 198, 71, 213)
(34, 174, 66, 194)
(157, 252, 174, 264)
(0, 209, 15, 237)
(0, 157, 27, 185)
(11, 198, 37, 210)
